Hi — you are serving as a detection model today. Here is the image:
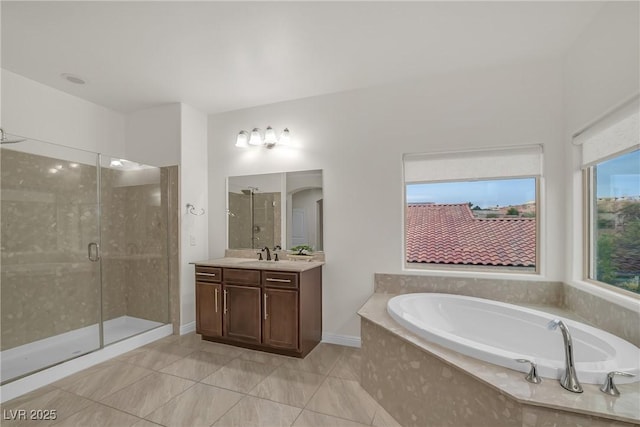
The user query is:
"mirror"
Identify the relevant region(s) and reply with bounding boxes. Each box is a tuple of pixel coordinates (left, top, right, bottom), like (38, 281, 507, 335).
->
(227, 170, 323, 251)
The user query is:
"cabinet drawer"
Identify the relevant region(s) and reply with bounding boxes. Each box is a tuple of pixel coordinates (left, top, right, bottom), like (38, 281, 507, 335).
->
(224, 268, 261, 285)
(263, 271, 299, 289)
(195, 266, 222, 283)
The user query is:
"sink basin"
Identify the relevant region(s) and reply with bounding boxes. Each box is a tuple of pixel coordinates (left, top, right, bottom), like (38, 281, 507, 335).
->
(236, 259, 309, 270)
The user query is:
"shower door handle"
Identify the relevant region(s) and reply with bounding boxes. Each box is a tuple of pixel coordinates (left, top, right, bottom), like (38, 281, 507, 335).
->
(88, 242, 100, 262)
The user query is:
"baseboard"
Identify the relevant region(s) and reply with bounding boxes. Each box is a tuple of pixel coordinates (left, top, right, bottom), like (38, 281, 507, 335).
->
(180, 321, 196, 335)
(321, 332, 361, 348)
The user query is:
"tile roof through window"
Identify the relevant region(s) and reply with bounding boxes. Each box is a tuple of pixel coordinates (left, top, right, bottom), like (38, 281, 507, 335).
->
(406, 203, 536, 267)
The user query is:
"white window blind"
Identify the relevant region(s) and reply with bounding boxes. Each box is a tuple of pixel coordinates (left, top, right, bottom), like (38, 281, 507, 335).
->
(404, 145, 543, 184)
(574, 96, 640, 168)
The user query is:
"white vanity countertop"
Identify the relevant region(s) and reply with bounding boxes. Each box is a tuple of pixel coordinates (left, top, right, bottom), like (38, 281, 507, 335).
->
(192, 257, 324, 272)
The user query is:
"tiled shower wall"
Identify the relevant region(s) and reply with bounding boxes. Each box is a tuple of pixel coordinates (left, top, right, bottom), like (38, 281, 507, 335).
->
(228, 191, 281, 249)
(100, 168, 172, 324)
(1, 149, 101, 350)
(0, 149, 176, 351)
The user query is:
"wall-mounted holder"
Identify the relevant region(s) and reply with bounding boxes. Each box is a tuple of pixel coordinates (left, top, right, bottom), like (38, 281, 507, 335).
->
(186, 203, 205, 216)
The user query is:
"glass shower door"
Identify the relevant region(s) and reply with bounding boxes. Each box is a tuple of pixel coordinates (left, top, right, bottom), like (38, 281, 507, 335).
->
(0, 138, 102, 384)
(99, 156, 169, 344)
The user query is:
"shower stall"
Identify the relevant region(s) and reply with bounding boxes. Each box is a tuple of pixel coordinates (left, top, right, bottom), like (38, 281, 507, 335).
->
(0, 132, 174, 385)
(228, 186, 281, 249)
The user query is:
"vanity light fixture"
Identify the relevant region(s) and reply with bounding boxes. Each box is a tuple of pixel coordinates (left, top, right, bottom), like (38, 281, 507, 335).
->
(264, 126, 278, 147)
(235, 131, 250, 148)
(249, 128, 263, 146)
(235, 127, 290, 149)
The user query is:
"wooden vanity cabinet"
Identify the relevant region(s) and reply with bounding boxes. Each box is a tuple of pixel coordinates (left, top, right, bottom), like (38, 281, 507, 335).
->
(194, 263, 322, 358)
(195, 267, 222, 337)
(263, 287, 299, 350)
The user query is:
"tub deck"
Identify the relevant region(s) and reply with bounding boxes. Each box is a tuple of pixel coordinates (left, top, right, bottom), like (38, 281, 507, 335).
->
(358, 292, 640, 426)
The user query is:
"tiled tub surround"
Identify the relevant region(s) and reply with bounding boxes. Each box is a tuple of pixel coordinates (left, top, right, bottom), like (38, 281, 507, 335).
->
(386, 293, 639, 385)
(563, 284, 640, 350)
(360, 274, 640, 426)
(374, 273, 639, 347)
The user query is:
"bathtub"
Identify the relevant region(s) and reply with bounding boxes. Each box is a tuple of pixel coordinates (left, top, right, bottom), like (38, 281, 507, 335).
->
(387, 293, 640, 385)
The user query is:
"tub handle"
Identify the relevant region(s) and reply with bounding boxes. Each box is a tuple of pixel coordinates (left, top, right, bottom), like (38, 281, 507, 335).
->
(515, 359, 542, 384)
(600, 371, 635, 397)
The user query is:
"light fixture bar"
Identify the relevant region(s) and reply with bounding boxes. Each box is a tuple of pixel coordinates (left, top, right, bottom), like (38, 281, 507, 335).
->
(235, 126, 291, 149)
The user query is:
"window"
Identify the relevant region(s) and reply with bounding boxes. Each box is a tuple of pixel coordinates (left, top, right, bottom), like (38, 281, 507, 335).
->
(403, 146, 542, 272)
(576, 97, 639, 295)
(586, 149, 639, 294)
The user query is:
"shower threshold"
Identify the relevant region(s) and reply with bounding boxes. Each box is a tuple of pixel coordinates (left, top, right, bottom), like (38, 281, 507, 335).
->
(0, 316, 163, 383)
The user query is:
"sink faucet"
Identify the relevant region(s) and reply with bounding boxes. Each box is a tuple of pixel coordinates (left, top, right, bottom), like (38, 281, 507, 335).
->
(547, 319, 583, 393)
(262, 246, 271, 261)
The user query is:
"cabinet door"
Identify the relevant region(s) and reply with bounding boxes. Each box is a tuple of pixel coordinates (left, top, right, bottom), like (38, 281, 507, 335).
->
(263, 288, 299, 350)
(196, 282, 222, 337)
(223, 284, 261, 344)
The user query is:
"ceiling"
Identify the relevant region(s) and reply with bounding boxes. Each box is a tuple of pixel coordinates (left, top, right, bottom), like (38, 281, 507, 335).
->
(1, 1, 603, 115)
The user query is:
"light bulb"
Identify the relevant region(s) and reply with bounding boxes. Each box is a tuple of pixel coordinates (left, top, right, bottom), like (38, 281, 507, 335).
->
(278, 128, 291, 145)
(249, 128, 263, 146)
(235, 131, 249, 148)
(264, 126, 277, 148)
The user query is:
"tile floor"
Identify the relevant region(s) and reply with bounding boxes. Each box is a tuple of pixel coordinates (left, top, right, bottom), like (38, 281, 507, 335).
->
(1, 334, 402, 427)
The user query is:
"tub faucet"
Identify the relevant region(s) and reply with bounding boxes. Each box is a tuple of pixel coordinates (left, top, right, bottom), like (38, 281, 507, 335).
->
(547, 319, 583, 393)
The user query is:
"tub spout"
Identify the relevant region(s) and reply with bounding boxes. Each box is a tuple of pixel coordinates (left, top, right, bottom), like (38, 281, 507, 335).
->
(547, 319, 583, 393)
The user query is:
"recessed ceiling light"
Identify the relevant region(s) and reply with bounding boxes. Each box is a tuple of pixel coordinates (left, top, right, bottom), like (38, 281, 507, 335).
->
(61, 73, 86, 85)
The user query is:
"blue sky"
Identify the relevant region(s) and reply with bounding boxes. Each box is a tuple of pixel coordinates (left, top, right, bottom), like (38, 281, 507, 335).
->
(406, 178, 536, 208)
(597, 149, 639, 198)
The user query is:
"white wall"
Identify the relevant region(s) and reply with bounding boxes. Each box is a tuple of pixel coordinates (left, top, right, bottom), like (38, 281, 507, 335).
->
(208, 58, 565, 340)
(179, 104, 209, 329)
(125, 103, 180, 166)
(1, 70, 126, 156)
(563, 2, 640, 307)
(291, 188, 322, 250)
(124, 101, 209, 331)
